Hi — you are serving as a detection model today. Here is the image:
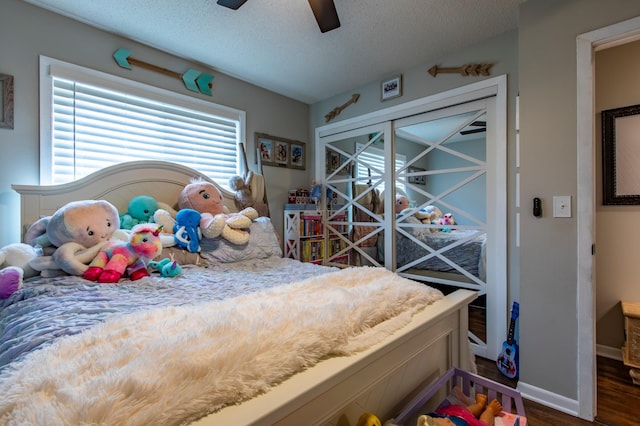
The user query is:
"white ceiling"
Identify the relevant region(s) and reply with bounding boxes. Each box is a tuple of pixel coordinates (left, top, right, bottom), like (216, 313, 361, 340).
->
(22, 0, 522, 104)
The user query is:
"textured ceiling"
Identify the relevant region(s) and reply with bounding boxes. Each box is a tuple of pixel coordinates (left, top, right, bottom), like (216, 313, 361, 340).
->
(22, 0, 522, 104)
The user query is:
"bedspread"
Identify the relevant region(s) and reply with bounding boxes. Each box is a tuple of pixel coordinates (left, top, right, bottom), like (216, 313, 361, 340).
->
(396, 230, 486, 278)
(0, 257, 444, 425)
(0, 256, 331, 372)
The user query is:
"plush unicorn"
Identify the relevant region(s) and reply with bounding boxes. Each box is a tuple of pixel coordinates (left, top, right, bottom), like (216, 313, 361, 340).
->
(83, 223, 163, 283)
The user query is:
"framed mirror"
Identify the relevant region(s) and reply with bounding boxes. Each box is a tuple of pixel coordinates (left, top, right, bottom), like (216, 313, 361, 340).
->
(602, 104, 640, 205)
(0, 73, 14, 129)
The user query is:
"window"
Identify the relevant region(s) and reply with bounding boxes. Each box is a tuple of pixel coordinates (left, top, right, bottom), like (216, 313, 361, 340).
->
(356, 144, 406, 193)
(39, 56, 245, 188)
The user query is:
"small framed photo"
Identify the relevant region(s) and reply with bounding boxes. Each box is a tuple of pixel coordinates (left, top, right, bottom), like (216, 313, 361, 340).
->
(381, 74, 402, 102)
(275, 140, 288, 166)
(255, 133, 305, 170)
(256, 133, 275, 166)
(0, 73, 14, 129)
(408, 167, 426, 185)
(289, 142, 305, 170)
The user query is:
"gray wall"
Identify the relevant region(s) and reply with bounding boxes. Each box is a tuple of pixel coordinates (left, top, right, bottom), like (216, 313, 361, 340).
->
(309, 0, 640, 409)
(518, 0, 640, 401)
(0, 0, 311, 246)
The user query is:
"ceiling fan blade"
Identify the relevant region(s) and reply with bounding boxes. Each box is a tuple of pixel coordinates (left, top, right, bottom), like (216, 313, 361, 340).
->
(469, 120, 486, 127)
(217, 0, 248, 10)
(460, 128, 487, 135)
(308, 0, 341, 33)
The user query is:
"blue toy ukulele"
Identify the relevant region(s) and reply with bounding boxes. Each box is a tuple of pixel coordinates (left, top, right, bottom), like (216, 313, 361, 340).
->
(497, 301, 519, 379)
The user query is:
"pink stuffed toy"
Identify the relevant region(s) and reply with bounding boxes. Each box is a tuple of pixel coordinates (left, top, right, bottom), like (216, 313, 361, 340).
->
(395, 195, 410, 214)
(83, 224, 163, 283)
(440, 213, 455, 226)
(156, 178, 259, 245)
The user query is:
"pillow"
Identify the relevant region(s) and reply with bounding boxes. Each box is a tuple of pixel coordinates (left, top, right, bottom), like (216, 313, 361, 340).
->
(199, 217, 282, 263)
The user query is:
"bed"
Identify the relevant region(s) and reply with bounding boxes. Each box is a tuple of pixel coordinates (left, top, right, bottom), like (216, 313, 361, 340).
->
(376, 214, 486, 289)
(3, 160, 476, 426)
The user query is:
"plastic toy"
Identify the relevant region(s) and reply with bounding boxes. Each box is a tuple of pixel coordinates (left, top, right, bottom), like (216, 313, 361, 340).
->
(356, 412, 381, 426)
(417, 393, 502, 426)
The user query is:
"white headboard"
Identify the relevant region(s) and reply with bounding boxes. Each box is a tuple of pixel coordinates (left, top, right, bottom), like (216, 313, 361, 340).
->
(11, 161, 238, 239)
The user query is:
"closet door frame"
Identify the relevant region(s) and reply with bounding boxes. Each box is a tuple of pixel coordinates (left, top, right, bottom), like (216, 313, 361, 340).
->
(315, 75, 507, 359)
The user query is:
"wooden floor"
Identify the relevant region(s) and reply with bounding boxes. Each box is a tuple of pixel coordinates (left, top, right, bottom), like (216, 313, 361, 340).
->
(475, 355, 640, 425)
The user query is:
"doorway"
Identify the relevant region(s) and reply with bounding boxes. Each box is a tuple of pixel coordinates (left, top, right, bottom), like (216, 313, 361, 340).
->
(576, 15, 640, 420)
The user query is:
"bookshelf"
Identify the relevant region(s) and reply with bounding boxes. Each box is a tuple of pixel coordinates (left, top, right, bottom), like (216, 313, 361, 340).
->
(284, 208, 349, 265)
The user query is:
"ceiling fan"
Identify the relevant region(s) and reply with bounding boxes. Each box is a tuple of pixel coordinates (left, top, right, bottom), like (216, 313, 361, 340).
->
(216, 0, 341, 33)
(460, 120, 486, 136)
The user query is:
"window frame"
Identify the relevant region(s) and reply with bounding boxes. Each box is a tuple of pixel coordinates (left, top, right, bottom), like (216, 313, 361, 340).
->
(39, 55, 246, 185)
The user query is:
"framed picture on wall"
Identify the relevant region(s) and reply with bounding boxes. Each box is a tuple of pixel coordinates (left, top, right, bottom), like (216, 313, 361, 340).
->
(256, 133, 275, 166)
(0, 73, 14, 129)
(381, 74, 402, 102)
(275, 140, 288, 166)
(408, 167, 426, 185)
(602, 104, 640, 205)
(289, 142, 305, 170)
(255, 133, 305, 170)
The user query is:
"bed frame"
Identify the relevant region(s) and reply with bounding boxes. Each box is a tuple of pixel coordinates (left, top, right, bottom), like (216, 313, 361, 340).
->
(12, 160, 476, 426)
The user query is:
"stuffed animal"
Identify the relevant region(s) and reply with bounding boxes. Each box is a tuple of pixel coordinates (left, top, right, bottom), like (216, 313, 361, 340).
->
(439, 212, 455, 232)
(441, 212, 455, 225)
(0, 243, 40, 299)
(173, 208, 202, 253)
(119, 195, 159, 229)
(148, 257, 182, 277)
(23, 200, 121, 277)
(415, 205, 443, 233)
(155, 178, 259, 245)
(83, 223, 163, 283)
(396, 195, 410, 214)
(229, 174, 254, 211)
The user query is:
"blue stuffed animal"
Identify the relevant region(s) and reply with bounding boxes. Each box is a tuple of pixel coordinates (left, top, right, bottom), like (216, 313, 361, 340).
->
(173, 209, 202, 253)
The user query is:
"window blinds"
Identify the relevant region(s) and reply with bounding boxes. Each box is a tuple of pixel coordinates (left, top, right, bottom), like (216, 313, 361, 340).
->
(43, 57, 243, 188)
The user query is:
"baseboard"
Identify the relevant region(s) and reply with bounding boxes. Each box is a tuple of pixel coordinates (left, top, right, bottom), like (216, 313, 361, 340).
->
(596, 344, 622, 361)
(516, 381, 580, 418)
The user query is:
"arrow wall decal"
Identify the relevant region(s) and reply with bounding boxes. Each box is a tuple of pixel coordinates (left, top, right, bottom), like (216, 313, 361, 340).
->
(113, 48, 214, 95)
(324, 93, 360, 122)
(428, 63, 492, 78)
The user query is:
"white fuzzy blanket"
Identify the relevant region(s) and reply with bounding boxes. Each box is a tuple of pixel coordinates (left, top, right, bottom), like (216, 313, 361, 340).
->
(0, 267, 442, 425)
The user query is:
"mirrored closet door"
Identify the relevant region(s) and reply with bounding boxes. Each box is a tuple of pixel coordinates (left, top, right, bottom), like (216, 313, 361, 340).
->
(393, 98, 500, 359)
(318, 122, 393, 269)
(315, 77, 506, 360)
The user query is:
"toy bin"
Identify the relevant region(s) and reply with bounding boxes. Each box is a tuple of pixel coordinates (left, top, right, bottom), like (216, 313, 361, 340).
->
(387, 367, 527, 426)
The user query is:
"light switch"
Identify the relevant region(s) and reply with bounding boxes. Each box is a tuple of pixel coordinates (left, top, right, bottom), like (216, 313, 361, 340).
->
(553, 196, 571, 218)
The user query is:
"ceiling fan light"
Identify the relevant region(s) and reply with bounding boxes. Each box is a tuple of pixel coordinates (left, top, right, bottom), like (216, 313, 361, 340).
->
(308, 0, 341, 33)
